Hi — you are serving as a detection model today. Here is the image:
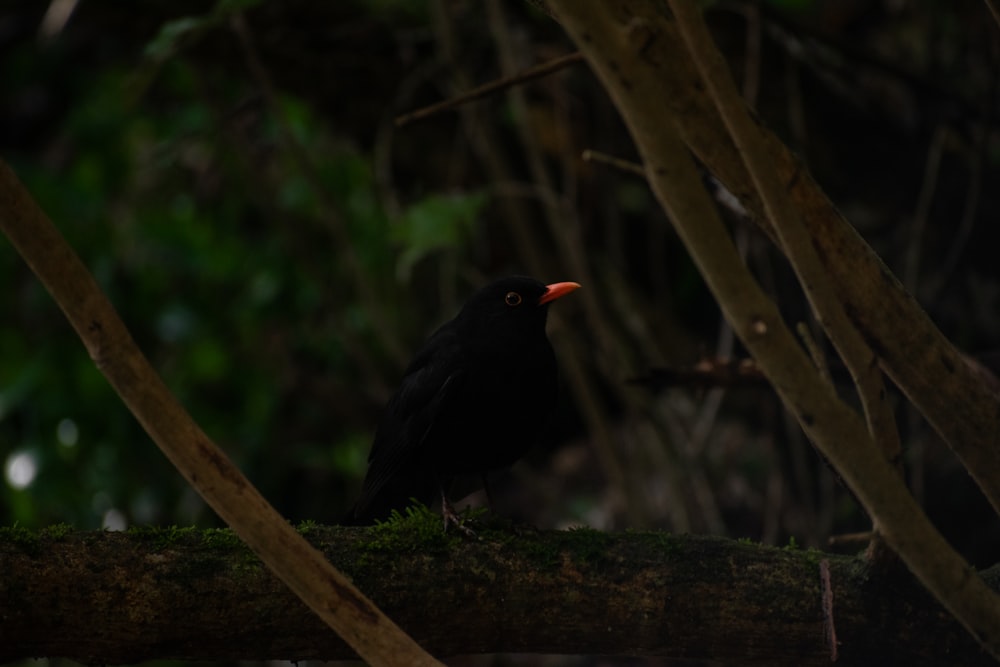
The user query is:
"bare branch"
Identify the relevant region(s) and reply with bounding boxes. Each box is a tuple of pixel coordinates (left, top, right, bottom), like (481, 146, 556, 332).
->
(546, 1, 1000, 657)
(0, 161, 441, 666)
(394, 51, 584, 127)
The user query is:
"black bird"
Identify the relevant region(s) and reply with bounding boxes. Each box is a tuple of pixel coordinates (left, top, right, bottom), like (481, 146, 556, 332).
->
(344, 276, 580, 528)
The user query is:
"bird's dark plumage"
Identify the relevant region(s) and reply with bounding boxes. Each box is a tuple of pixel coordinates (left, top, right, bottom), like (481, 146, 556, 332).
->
(343, 276, 579, 525)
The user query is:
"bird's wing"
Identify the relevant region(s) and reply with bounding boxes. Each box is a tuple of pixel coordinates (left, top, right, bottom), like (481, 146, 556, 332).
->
(367, 324, 461, 461)
(352, 326, 465, 516)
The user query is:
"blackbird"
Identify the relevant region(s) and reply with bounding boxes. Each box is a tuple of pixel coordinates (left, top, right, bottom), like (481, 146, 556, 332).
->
(343, 276, 580, 528)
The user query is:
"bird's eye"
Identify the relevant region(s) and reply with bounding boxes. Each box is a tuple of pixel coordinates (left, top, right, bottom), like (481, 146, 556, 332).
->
(505, 291, 522, 307)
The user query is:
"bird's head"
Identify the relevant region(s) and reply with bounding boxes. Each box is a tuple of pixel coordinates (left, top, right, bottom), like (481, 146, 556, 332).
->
(457, 276, 580, 339)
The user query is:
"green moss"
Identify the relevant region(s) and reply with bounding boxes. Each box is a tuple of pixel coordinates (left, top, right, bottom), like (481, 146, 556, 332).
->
(629, 529, 682, 557)
(200, 527, 243, 549)
(0, 523, 41, 556)
(562, 526, 616, 566)
(800, 547, 826, 567)
(518, 533, 565, 569)
(510, 527, 607, 569)
(297, 519, 319, 535)
(360, 503, 464, 555)
(2, 523, 93, 555)
(40, 523, 74, 540)
(123, 524, 250, 563)
(127, 524, 193, 549)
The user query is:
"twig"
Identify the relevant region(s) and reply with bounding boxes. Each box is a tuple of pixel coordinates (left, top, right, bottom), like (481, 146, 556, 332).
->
(0, 161, 441, 665)
(394, 51, 583, 127)
(985, 0, 1000, 29)
(925, 122, 987, 303)
(740, 1, 762, 105)
(486, 0, 653, 525)
(820, 559, 839, 662)
(630, 357, 767, 390)
(582, 149, 647, 177)
(903, 125, 949, 293)
(427, 0, 546, 273)
(828, 531, 874, 547)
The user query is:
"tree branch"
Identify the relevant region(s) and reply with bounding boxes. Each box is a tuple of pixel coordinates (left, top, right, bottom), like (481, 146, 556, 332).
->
(666, 0, 904, 565)
(545, 0, 1000, 657)
(394, 51, 584, 127)
(0, 161, 440, 666)
(665, 0, 902, 473)
(567, 0, 1000, 521)
(2, 525, 997, 666)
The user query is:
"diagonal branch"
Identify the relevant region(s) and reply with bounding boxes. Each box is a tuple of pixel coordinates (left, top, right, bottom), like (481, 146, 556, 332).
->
(664, 0, 902, 560)
(595, 0, 1000, 521)
(0, 160, 441, 667)
(545, 1, 1000, 657)
(394, 51, 584, 127)
(665, 0, 900, 462)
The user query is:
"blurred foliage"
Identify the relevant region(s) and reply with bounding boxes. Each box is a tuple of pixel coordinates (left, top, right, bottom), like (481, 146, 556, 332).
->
(0, 0, 458, 529)
(2, 0, 1000, 579)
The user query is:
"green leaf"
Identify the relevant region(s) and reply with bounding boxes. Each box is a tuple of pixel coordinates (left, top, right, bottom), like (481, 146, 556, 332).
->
(393, 192, 487, 280)
(143, 17, 207, 62)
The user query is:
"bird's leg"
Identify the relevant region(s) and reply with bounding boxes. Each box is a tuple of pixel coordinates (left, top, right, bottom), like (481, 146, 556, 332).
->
(440, 486, 475, 536)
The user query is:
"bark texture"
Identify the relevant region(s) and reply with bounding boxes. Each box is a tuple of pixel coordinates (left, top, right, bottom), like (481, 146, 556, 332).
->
(2, 525, 996, 666)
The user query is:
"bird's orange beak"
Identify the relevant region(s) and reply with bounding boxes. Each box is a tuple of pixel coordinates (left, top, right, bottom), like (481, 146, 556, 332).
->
(538, 281, 581, 305)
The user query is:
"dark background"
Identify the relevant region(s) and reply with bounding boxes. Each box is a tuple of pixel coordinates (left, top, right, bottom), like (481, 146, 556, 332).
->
(2, 0, 999, 617)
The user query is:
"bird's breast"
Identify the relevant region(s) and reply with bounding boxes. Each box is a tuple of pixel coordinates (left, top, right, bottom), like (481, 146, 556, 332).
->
(429, 341, 556, 473)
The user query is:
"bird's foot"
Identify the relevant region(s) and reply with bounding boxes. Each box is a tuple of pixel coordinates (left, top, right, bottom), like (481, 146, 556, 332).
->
(441, 497, 476, 537)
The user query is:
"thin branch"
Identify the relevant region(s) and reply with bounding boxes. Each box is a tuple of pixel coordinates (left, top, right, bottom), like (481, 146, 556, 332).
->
(0, 161, 441, 666)
(394, 51, 584, 127)
(903, 125, 949, 293)
(985, 0, 1000, 30)
(582, 149, 647, 177)
(828, 531, 874, 547)
(488, 0, 663, 526)
(820, 559, 839, 662)
(925, 122, 987, 303)
(427, 0, 546, 273)
(629, 357, 767, 390)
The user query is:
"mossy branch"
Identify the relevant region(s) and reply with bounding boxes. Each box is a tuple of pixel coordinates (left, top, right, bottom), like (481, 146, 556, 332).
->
(2, 523, 998, 666)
